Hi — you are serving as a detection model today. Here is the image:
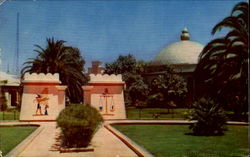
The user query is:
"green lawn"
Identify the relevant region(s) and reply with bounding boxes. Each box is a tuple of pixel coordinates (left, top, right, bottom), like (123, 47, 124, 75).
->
(126, 107, 188, 119)
(0, 110, 20, 121)
(113, 124, 249, 157)
(0, 126, 38, 156)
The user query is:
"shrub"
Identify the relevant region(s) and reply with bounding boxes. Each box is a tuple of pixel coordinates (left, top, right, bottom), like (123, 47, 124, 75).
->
(188, 97, 227, 136)
(56, 104, 103, 148)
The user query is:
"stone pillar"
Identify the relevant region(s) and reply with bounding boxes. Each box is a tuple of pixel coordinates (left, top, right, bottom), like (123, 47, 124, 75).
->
(82, 86, 93, 105)
(20, 73, 67, 121)
(82, 74, 126, 120)
(5, 92, 11, 107)
(16, 91, 19, 106)
(56, 85, 67, 112)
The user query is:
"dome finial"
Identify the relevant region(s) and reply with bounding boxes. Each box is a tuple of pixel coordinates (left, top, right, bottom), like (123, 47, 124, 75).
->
(181, 27, 190, 40)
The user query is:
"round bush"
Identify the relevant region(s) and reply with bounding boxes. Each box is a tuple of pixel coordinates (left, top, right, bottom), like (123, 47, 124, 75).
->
(56, 104, 103, 148)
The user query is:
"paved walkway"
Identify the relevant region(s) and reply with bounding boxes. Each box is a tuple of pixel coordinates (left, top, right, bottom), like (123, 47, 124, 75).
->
(3, 120, 248, 157)
(8, 122, 137, 157)
(92, 123, 138, 157)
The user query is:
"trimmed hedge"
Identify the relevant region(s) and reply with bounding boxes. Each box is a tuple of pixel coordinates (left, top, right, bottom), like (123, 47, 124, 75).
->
(56, 104, 103, 148)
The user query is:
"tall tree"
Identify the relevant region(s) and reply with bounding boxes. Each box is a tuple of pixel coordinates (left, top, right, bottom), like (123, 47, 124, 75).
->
(147, 71, 187, 108)
(104, 54, 150, 105)
(195, 2, 248, 119)
(21, 38, 87, 103)
(104, 54, 137, 75)
(104, 54, 187, 107)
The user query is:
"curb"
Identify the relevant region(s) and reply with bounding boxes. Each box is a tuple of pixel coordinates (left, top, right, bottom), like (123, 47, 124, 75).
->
(59, 147, 94, 153)
(104, 124, 154, 157)
(107, 120, 249, 126)
(5, 124, 44, 157)
(227, 121, 249, 126)
(0, 124, 40, 127)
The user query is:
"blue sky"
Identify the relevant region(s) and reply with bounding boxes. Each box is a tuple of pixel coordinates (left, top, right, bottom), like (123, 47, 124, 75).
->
(0, 0, 243, 73)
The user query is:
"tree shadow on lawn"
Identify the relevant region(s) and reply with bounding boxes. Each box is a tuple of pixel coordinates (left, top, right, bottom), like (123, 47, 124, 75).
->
(184, 132, 225, 136)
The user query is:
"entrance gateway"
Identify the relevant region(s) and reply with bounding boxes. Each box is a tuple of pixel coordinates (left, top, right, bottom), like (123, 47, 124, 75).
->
(20, 73, 66, 121)
(82, 74, 126, 119)
(20, 73, 126, 121)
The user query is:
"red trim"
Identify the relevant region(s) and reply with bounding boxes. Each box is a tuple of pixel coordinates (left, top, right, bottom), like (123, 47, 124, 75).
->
(22, 82, 60, 86)
(60, 148, 94, 153)
(19, 120, 56, 122)
(88, 83, 124, 86)
(32, 114, 49, 116)
(102, 114, 114, 116)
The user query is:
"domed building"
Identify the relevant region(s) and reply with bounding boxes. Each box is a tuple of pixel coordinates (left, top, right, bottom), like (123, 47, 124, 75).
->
(153, 27, 204, 73)
(146, 28, 204, 103)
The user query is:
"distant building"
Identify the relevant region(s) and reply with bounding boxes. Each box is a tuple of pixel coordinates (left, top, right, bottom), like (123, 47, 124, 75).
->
(87, 61, 105, 75)
(147, 28, 204, 104)
(0, 72, 21, 109)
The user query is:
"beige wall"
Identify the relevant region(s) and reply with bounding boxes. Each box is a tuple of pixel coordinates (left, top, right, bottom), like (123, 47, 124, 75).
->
(20, 73, 66, 121)
(82, 74, 126, 120)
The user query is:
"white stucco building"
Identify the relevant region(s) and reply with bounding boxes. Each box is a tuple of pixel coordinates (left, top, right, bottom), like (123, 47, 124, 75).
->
(0, 71, 21, 109)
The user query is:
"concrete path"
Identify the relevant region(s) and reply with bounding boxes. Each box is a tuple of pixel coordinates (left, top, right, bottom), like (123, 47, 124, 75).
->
(11, 122, 137, 157)
(3, 120, 248, 157)
(92, 123, 138, 157)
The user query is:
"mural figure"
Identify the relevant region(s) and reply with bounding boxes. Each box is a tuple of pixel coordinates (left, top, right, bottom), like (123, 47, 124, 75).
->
(34, 94, 49, 115)
(44, 104, 49, 115)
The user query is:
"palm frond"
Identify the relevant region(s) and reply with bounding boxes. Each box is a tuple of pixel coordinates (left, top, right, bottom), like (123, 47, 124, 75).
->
(231, 2, 248, 17)
(21, 37, 86, 102)
(212, 17, 244, 34)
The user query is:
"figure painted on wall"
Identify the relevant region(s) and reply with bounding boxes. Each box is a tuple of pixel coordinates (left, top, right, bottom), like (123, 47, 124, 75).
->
(34, 94, 49, 115)
(44, 104, 49, 115)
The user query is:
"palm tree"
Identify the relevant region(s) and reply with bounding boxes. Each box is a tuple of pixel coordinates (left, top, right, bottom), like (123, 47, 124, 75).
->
(21, 38, 87, 103)
(195, 2, 248, 120)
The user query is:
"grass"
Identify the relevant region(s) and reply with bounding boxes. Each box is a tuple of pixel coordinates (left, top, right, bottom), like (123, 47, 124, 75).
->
(0, 110, 20, 121)
(126, 107, 188, 119)
(113, 124, 249, 157)
(0, 126, 38, 156)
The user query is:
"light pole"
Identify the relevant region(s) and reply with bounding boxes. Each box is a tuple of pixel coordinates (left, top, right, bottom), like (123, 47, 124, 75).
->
(0, 0, 7, 6)
(0, 48, 2, 71)
(0, 0, 7, 71)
